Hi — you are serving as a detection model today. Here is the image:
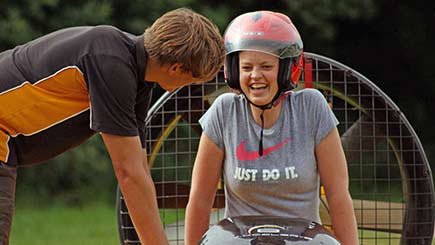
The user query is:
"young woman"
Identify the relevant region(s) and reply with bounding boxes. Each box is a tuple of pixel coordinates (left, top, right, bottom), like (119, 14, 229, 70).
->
(185, 11, 358, 244)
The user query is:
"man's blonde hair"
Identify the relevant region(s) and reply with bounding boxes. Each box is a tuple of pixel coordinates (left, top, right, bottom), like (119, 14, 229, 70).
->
(144, 8, 225, 81)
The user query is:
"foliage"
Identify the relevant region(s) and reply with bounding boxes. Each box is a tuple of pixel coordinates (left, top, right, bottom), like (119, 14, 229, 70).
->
(2, 0, 435, 203)
(0, 0, 112, 49)
(0, 0, 378, 48)
(16, 135, 116, 206)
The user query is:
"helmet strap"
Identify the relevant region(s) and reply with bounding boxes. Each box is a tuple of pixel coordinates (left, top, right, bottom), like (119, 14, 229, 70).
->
(258, 109, 265, 156)
(242, 89, 283, 111)
(242, 90, 287, 158)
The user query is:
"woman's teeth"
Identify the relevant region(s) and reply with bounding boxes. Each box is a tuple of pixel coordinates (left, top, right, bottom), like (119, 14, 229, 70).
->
(250, 84, 267, 89)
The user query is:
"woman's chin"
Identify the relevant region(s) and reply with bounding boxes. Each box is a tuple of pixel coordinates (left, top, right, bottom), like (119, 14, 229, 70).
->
(247, 97, 271, 106)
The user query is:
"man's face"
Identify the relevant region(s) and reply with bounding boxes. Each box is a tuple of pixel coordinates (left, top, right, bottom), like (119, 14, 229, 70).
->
(159, 71, 204, 92)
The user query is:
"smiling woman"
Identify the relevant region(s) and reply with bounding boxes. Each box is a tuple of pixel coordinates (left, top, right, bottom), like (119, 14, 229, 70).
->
(184, 10, 359, 245)
(116, 53, 435, 244)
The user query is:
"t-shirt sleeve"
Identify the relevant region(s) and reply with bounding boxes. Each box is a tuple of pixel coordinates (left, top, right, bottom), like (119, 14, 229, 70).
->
(81, 54, 140, 137)
(198, 93, 230, 150)
(307, 89, 339, 146)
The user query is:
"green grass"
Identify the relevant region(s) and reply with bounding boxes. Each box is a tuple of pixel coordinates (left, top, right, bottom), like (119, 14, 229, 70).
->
(10, 200, 184, 245)
(161, 209, 186, 225)
(10, 203, 119, 245)
(358, 229, 401, 245)
(358, 229, 435, 245)
(10, 202, 434, 245)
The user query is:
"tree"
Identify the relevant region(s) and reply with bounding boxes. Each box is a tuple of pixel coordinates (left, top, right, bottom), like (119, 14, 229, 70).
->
(3, 0, 434, 203)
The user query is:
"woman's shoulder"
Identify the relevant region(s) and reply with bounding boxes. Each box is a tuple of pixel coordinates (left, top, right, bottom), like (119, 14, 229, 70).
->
(200, 92, 241, 126)
(289, 88, 328, 109)
(292, 88, 323, 97)
(292, 88, 325, 101)
(213, 92, 243, 106)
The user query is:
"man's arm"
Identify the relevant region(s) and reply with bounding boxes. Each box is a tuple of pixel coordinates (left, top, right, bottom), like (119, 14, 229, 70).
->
(101, 133, 168, 245)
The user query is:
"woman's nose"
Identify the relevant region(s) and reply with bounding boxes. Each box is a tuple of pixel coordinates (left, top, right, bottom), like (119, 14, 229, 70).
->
(250, 68, 262, 80)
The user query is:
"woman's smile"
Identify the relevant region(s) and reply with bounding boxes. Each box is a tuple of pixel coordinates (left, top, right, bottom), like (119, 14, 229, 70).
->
(239, 51, 279, 106)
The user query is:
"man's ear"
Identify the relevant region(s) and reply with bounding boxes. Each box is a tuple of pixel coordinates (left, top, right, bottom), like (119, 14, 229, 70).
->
(168, 63, 183, 76)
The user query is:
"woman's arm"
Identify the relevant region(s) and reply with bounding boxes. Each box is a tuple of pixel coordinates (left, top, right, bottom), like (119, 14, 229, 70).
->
(185, 133, 224, 245)
(316, 128, 359, 245)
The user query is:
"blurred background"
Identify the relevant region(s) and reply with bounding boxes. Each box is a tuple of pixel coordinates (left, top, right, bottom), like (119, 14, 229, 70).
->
(1, 0, 434, 244)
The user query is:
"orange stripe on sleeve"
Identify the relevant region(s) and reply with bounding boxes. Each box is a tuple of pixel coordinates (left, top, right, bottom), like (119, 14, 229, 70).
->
(0, 132, 9, 162)
(0, 67, 90, 137)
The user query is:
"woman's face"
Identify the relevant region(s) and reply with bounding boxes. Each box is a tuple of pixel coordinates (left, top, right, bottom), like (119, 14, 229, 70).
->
(239, 51, 279, 106)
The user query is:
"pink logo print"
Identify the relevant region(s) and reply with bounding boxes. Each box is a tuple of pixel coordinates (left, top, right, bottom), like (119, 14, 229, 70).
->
(236, 138, 290, 161)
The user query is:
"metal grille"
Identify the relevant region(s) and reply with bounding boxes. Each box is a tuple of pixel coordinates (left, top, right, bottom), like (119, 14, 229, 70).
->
(116, 52, 435, 245)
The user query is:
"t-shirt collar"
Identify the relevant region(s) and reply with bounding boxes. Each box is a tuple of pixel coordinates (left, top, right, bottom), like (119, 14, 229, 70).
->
(134, 35, 147, 83)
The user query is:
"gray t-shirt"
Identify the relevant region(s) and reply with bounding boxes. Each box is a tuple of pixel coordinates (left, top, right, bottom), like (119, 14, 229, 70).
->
(199, 89, 338, 223)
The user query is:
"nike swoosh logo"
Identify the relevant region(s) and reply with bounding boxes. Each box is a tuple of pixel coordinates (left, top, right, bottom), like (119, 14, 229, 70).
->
(236, 138, 290, 161)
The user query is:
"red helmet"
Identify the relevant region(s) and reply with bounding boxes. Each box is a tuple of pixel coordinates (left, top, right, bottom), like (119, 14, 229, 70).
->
(224, 11, 304, 92)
